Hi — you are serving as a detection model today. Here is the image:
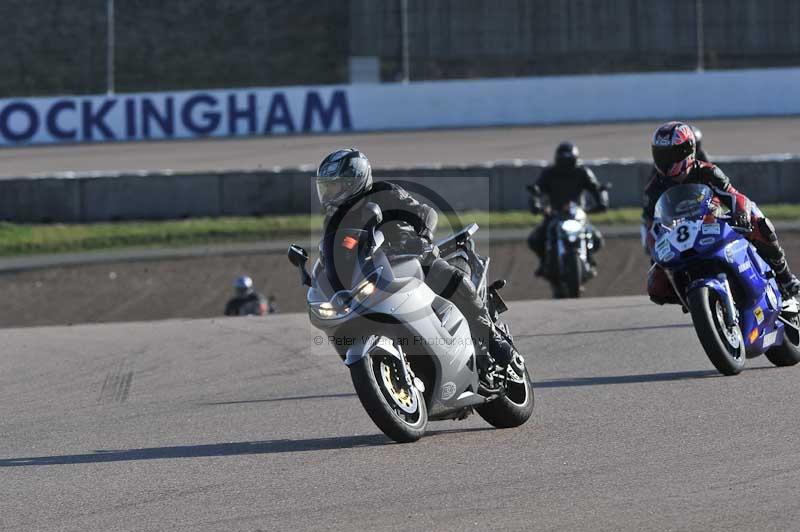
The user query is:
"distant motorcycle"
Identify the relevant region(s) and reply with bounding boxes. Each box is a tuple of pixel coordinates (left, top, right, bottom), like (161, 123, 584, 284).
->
(650, 183, 800, 375)
(287, 203, 534, 442)
(528, 184, 610, 299)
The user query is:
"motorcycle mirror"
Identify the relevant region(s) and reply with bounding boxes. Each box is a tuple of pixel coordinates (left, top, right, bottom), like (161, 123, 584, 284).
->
(362, 202, 383, 230)
(287, 244, 308, 267)
(287, 244, 312, 287)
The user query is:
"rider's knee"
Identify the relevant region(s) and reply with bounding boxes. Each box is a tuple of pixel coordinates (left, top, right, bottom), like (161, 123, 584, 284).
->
(427, 258, 479, 307)
(647, 267, 678, 304)
(426, 259, 460, 298)
(527, 228, 544, 255)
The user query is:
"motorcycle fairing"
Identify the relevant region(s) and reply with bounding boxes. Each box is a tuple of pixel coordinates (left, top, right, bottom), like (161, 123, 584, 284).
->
(341, 281, 484, 418)
(657, 218, 785, 356)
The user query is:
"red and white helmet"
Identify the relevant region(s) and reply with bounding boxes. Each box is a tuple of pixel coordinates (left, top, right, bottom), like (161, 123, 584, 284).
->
(651, 121, 696, 177)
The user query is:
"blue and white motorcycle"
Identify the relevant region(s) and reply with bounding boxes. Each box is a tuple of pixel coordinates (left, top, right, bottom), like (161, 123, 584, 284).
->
(651, 183, 800, 375)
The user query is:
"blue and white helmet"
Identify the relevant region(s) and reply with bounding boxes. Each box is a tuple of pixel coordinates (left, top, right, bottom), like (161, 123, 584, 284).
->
(234, 275, 254, 296)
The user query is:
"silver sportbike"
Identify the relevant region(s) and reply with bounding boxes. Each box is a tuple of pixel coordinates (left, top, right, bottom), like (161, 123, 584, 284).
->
(287, 203, 534, 442)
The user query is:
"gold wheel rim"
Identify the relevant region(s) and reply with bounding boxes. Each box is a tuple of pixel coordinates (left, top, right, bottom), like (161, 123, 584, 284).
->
(380, 361, 414, 409)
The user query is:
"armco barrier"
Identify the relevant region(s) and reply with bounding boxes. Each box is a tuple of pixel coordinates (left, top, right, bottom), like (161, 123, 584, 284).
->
(1, 156, 799, 223)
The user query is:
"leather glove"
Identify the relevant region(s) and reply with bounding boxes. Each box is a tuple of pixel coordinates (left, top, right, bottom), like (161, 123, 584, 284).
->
(731, 210, 752, 231)
(420, 241, 440, 267)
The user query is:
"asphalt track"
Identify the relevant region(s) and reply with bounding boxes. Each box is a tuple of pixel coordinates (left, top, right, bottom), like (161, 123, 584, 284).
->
(3, 295, 800, 531)
(2, 116, 800, 177)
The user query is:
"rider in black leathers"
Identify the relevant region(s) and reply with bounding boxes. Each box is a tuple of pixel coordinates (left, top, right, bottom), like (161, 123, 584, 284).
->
(527, 142, 609, 276)
(316, 148, 520, 380)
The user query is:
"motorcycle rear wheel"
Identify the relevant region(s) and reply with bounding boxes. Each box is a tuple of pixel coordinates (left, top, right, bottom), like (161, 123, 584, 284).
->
(687, 286, 745, 376)
(765, 310, 800, 367)
(349, 353, 428, 443)
(475, 362, 534, 428)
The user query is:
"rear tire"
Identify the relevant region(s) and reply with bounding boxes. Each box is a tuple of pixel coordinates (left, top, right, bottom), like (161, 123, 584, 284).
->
(687, 286, 745, 376)
(765, 311, 800, 367)
(349, 354, 428, 443)
(475, 364, 534, 428)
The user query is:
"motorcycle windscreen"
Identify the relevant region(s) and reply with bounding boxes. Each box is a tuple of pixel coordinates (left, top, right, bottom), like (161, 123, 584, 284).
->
(653, 183, 714, 227)
(320, 229, 369, 292)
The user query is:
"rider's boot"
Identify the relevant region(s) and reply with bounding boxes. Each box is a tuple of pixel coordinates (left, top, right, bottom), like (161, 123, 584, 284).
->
(748, 218, 800, 298)
(775, 262, 800, 298)
(472, 308, 524, 386)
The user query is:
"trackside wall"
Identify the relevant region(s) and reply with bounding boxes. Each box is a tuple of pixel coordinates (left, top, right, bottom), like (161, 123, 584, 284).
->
(2, 157, 799, 222)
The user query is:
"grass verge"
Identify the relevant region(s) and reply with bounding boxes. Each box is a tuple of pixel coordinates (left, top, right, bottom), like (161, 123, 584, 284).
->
(0, 205, 798, 256)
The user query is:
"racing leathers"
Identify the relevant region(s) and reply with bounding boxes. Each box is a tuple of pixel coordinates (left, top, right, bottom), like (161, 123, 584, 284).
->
(225, 292, 267, 316)
(527, 164, 607, 273)
(643, 161, 799, 303)
(323, 180, 517, 372)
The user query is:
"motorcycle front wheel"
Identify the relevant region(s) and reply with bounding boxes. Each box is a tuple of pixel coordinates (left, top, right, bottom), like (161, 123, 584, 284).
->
(562, 251, 582, 298)
(687, 286, 746, 375)
(349, 352, 428, 443)
(475, 360, 534, 428)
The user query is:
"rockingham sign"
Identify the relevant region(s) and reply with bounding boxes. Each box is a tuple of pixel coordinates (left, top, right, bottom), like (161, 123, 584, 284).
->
(3, 67, 800, 146)
(0, 87, 352, 146)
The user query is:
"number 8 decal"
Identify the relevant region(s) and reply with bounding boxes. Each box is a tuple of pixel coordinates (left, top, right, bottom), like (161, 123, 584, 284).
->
(676, 225, 690, 243)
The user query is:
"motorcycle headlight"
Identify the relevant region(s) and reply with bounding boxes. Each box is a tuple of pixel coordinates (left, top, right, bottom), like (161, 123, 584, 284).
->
(352, 277, 377, 304)
(309, 268, 382, 319)
(561, 219, 583, 234)
(310, 301, 347, 319)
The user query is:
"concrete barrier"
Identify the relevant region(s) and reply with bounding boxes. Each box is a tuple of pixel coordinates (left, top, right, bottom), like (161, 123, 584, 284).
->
(81, 173, 220, 221)
(1, 156, 799, 222)
(0, 177, 81, 222)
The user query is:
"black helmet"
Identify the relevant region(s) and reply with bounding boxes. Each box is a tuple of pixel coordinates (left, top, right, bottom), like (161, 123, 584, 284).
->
(651, 121, 696, 177)
(555, 142, 579, 168)
(316, 148, 372, 213)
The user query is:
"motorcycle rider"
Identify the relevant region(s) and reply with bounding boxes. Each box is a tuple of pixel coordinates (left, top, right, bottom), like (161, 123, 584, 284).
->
(640, 124, 708, 251)
(526, 141, 609, 276)
(224, 275, 268, 316)
(643, 121, 800, 304)
(316, 148, 520, 383)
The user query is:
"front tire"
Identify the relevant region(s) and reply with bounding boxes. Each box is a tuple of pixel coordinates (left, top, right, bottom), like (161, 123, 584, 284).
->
(475, 362, 534, 428)
(349, 353, 428, 443)
(562, 251, 582, 298)
(765, 310, 800, 367)
(687, 286, 746, 376)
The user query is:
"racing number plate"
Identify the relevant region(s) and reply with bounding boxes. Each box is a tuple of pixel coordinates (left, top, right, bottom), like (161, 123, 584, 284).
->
(669, 221, 700, 252)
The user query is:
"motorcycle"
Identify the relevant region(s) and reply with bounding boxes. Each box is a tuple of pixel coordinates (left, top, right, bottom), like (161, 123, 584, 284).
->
(650, 183, 800, 375)
(287, 203, 534, 442)
(544, 202, 600, 298)
(528, 184, 609, 299)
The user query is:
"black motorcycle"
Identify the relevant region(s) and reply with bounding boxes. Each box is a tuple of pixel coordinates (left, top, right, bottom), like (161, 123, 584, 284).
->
(528, 184, 610, 299)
